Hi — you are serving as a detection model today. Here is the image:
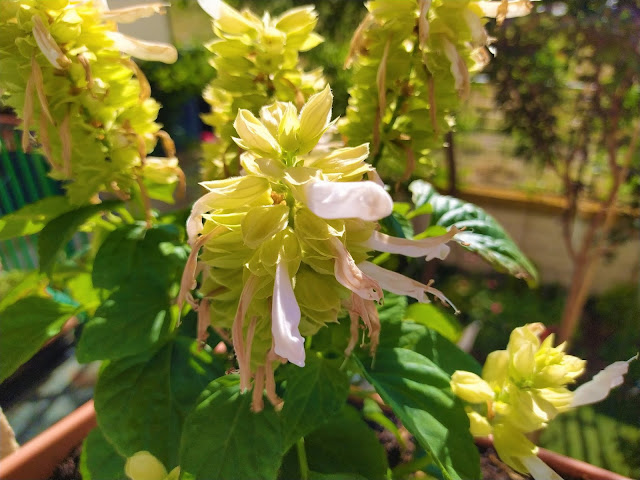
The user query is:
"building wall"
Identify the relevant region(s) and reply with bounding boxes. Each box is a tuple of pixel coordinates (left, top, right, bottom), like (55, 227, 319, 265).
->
(442, 195, 640, 293)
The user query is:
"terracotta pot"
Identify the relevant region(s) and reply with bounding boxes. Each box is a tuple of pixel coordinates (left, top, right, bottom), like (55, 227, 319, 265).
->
(0, 400, 96, 480)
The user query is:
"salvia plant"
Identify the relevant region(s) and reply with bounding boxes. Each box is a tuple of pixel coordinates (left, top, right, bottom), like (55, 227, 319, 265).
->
(0, 1, 636, 480)
(339, 0, 532, 182)
(0, 0, 181, 206)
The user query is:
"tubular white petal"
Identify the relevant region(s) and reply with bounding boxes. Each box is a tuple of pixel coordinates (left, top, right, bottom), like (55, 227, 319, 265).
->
(330, 238, 382, 302)
(477, 0, 536, 18)
(32, 16, 71, 70)
(197, 0, 221, 19)
(570, 354, 638, 407)
(518, 455, 563, 480)
(101, 3, 169, 23)
(364, 228, 460, 260)
(106, 31, 177, 63)
(359, 261, 459, 313)
(305, 180, 393, 222)
(272, 261, 305, 367)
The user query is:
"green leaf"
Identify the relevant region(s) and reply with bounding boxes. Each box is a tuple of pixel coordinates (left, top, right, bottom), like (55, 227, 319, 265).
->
(409, 180, 538, 286)
(144, 179, 178, 204)
(309, 473, 368, 480)
(356, 348, 480, 480)
(38, 200, 121, 275)
(95, 337, 224, 468)
(280, 354, 350, 450)
(179, 375, 283, 480)
(76, 286, 172, 362)
(279, 406, 389, 480)
(92, 223, 186, 290)
(0, 196, 71, 240)
(0, 271, 48, 312)
(79, 428, 127, 480)
(379, 320, 481, 376)
(0, 295, 78, 382)
(404, 303, 462, 343)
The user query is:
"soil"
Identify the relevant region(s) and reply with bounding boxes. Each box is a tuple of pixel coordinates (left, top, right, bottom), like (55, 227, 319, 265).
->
(48, 445, 81, 480)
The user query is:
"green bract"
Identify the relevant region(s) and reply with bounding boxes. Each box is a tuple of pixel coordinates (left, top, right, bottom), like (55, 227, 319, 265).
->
(0, 0, 179, 204)
(198, 0, 327, 179)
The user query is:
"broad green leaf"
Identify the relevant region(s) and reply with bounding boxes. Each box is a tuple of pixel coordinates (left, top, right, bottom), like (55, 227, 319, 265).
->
(377, 293, 408, 323)
(279, 405, 389, 480)
(38, 200, 121, 275)
(409, 180, 538, 286)
(95, 337, 223, 468)
(179, 375, 283, 480)
(65, 272, 103, 314)
(0, 196, 71, 240)
(76, 286, 172, 362)
(144, 179, 178, 204)
(379, 320, 481, 376)
(281, 354, 350, 450)
(79, 428, 127, 480)
(404, 303, 462, 343)
(356, 348, 480, 480)
(0, 271, 47, 312)
(309, 473, 368, 480)
(92, 223, 186, 290)
(0, 295, 78, 382)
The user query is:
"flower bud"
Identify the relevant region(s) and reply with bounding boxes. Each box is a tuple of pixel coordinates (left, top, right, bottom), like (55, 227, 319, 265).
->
(125, 451, 168, 480)
(234, 109, 281, 157)
(450, 371, 495, 404)
(466, 409, 492, 437)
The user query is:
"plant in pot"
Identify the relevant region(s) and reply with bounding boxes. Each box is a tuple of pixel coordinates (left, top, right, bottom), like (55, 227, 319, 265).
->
(0, 1, 636, 480)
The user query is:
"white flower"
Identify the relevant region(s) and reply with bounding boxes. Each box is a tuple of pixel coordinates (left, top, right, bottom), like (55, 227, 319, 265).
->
(271, 261, 305, 367)
(363, 227, 460, 260)
(570, 354, 638, 407)
(305, 180, 393, 221)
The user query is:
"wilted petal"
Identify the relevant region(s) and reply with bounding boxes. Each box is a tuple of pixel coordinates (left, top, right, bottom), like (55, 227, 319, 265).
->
(477, 0, 535, 19)
(464, 9, 488, 47)
(519, 455, 563, 480)
(570, 355, 638, 407)
(305, 180, 393, 221)
(330, 238, 382, 302)
(442, 37, 470, 99)
(358, 261, 458, 312)
(344, 293, 380, 355)
(101, 3, 169, 23)
(177, 227, 223, 309)
(363, 228, 460, 260)
(272, 261, 305, 367)
(32, 16, 71, 69)
(233, 275, 259, 392)
(106, 31, 177, 63)
(418, 0, 432, 49)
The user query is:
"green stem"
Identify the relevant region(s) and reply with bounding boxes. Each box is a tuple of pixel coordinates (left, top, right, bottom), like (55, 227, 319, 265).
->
(296, 438, 310, 480)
